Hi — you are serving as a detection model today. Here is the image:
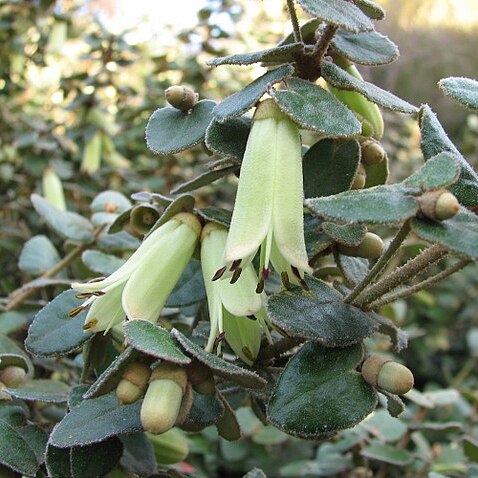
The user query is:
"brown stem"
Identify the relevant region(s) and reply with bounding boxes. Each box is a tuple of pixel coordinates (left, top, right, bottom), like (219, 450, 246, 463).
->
(286, 0, 302, 44)
(257, 336, 303, 362)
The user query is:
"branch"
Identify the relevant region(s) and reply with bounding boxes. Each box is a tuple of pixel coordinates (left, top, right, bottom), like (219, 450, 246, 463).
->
(286, 0, 302, 44)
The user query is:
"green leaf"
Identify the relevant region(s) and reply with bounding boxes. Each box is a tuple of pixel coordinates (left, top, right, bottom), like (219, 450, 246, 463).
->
(90, 190, 131, 214)
(303, 139, 360, 198)
(404, 152, 460, 189)
(361, 444, 413, 465)
(45, 445, 71, 478)
(438, 76, 478, 111)
(208, 43, 303, 66)
(25, 290, 93, 357)
(304, 214, 332, 257)
(354, 0, 385, 20)
(322, 222, 367, 246)
(268, 342, 377, 438)
(217, 393, 242, 441)
(31, 194, 94, 243)
(181, 390, 224, 431)
(197, 207, 232, 228)
(278, 18, 321, 47)
(336, 255, 369, 287)
(271, 78, 361, 136)
(81, 249, 125, 276)
(123, 320, 191, 364)
(50, 392, 142, 447)
(364, 153, 389, 187)
(306, 185, 419, 225)
(171, 329, 267, 389)
(0, 404, 27, 428)
(243, 468, 267, 478)
(166, 258, 206, 307)
(0, 334, 33, 375)
(382, 391, 406, 418)
(146, 100, 216, 155)
(0, 421, 41, 476)
(266, 276, 377, 346)
(332, 29, 399, 66)
(18, 235, 62, 276)
(205, 116, 250, 161)
(362, 409, 407, 442)
(18, 425, 48, 466)
(213, 65, 294, 122)
(463, 436, 478, 463)
(171, 165, 239, 195)
(321, 61, 418, 114)
(4, 379, 70, 403)
(296, 0, 374, 33)
(419, 105, 478, 208)
(98, 230, 140, 252)
(0, 312, 27, 335)
(120, 433, 157, 476)
(412, 209, 478, 260)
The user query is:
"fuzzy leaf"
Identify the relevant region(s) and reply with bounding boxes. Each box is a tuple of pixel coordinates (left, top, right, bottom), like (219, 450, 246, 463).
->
(81, 249, 125, 276)
(90, 190, 131, 214)
(171, 329, 266, 389)
(404, 152, 460, 189)
(303, 139, 360, 198)
(49, 392, 142, 447)
(213, 65, 294, 122)
(268, 342, 377, 438)
(18, 425, 48, 466)
(296, 0, 374, 33)
(120, 433, 157, 476)
(412, 209, 478, 260)
(205, 116, 250, 160)
(355, 0, 385, 20)
(0, 335, 33, 376)
(19, 235, 62, 276)
(322, 222, 367, 246)
(419, 105, 478, 208)
(31, 194, 94, 243)
(438, 76, 478, 111)
(146, 100, 216, 155)
(123, 320, 191, 364)
(5, 380, 70, 403)
(166, 258, 206, 307)
(306, 185, 419, 225)
(336, 255, 369, 287)
(25, 290, 93, 357)
(304, 214, 332, 257)
(171, 165, 238, 195)
(361, 444, 413, 466)
(197, 207, 232, 228)
(266, 276, 377, 346)
(364, 154, 389, 187)
(321, 61, 418, 114)
(0, 312, 27, 335)
(181, 390, 224, 430)
(271, 79, 361, 136)
(332, 29, 399, 66)
(208, 43, 303, 66)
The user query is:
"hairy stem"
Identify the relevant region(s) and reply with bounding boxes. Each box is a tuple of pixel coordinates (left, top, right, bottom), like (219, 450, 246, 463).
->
(3, 225, 105, 311)
(257, 336, 303, 362)
(286, 0, 302, 44)
(314, 24, 339, 62)
(366, 259, 471, 310)
(345, 220, 412, 304)
(356, 244, 448, 309)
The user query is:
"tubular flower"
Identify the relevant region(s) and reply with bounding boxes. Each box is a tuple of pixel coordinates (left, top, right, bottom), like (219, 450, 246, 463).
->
(71, 212, 202, 333)
(216, 98, 312, 292)
(201, 223, 272, 365)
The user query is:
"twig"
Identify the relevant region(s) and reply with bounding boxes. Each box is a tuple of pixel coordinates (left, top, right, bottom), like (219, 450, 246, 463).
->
(314, 24, 339, 62)
(286, 0, 302, 44)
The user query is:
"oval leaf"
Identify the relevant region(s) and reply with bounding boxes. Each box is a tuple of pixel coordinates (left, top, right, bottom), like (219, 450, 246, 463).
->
(205, 116, 250, 161)
(5, 379, 70, 403)
(19, 235, 62, 276)
(438, 76, 478, 111)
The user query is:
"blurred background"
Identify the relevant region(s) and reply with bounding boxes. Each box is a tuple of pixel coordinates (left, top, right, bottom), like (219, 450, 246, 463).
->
(1, 1, 478, 476)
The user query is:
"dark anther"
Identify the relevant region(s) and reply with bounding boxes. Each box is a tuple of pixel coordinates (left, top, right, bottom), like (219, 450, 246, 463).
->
(281, 271, 291, 290)
(247, 315, 258, 321)
(230, 259, 242, 272)
(212, 266, 227, 281)
(262, 267, 270, 280)
(230, 267, 242, 284)
(68, 306, 85, 317)
(256, 278, 265, 294)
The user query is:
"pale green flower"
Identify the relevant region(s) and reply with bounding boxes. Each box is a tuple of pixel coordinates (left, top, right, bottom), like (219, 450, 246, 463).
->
(217, 98, 312, 291)
(72, 213, 201, 333)
(201, 223, 271, 365)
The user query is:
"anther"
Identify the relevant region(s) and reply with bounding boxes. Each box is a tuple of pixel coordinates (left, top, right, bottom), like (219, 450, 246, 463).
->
(83, 319, 98, 330)
(247, 315, 258, 321)
(212, 266, 227, 281)
(281, 272, 291, 290)
(256, 278, 265, 294)
(230, 267, 242, 284)
(242, 346, 255, 362)
(230, 259, 242, 272)
(68, 306, 86, 317)
(262, 268, 270, 280)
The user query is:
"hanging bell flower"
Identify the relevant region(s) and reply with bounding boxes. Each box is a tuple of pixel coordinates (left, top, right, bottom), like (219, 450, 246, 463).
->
(216, 98, 312, 292)
(201, 223, 271, 365)
(72, 212, 201, 332)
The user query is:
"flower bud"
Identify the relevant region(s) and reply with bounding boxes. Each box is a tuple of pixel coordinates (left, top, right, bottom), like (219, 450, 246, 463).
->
(116, 362, 151, 404)
(146, 428, 189, 464)
(42, 167, 66, 211)
(140, 363, 188, 435)
(418, 190, 459, 221)
(351, 163, 366, 190)
(361, 140, 385, 166)
(0, 366, 27, 388)
(338, 232, 384, 259)
(81, 131, 102, 175)
(165, 86, 199, 112)
(362, 355, 414, 395)
(129, 204, 161, 235)
(186, 361, 216, 395)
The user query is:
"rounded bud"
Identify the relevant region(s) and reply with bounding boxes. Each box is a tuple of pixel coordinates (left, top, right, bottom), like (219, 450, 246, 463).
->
(361, 140, 385, 166)
(338, 232, 384, 259)
(0, 366, 27, 388)
(418, 190, 459, 221)
(362, 355, 414, 395)
(116, 362, 151, 404)
(130, 204, 161, 235)
(165, 85, 198, 112)
(351, 163, 366, 190)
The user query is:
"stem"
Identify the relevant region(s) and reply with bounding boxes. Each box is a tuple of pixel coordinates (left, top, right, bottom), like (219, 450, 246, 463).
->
(345, 220, 412, 304)
(257, 336, 303, 362)
(356, 244, 448, 309)
(367, 259, 471, 310)
(286, 0, 302, 44)
(314, 24, 339, 62)
(3, 226, 105, 311)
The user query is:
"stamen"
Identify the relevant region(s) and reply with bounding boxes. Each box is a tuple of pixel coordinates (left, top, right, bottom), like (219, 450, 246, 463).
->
(212, 266, 227, 281)
(291, 266, 302, 280)
(75, 290, 105, 300)
(256, 278, 265, 294)
(83, 319, 98, 330)
(213, 332, 226, 352)
(299, 278, 309, 291)
(242, 346, 254, 362)
(281, 272, 291, 290)
(230, 267, 242, 284)
(229, 259, 242, 272)
(262, 267, 270, 280)
(247, 315, 258, 321)
(68, 305, 86, 317)
(87, 277, 106, 283)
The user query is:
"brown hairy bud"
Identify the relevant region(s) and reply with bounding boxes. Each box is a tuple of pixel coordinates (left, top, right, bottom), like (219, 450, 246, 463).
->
(362, 355, 414, 395)
(116, 362, 151, 404)
(361, 140, 385, 166)
(418, 190, 459, 221)
(165, 85, 199, 112)
(0, 366, 27, 388)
